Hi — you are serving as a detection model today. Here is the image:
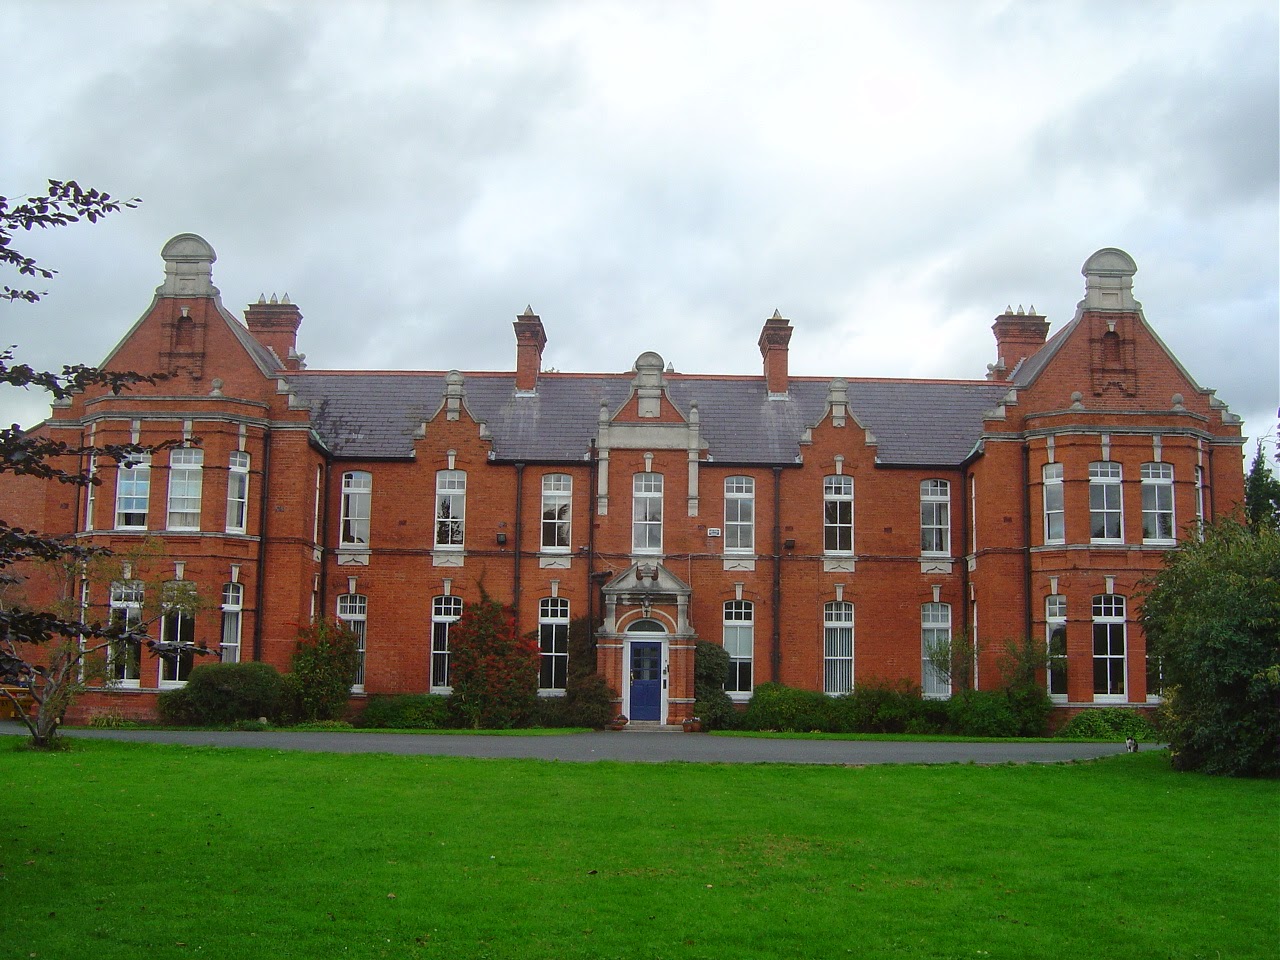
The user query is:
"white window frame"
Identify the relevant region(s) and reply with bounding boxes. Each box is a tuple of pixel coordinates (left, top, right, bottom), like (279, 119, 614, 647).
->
(1194, 465, 1206, 539)
(158, 604, 196, 688)
(220, 582, 243, 664)
(540, 474, 572, 552)
(823, 475, 854, 555)
(108, 581, 143, 688)
(226, 451, 250, 534)
(632, 472, 664, 554)
(1089, 462, 1123, 543)
(1046, 595, 1067, 701)
(84, 449, 96, 532)
(1043, 463, 1065, 544)
(724, 476, 755, 554)
(340, 471, 372, 547)
(723, 600, 753, 697)
(1140, 462, 1175, 544)
(823, 601, 854, 694)
(115, 453, 151, 530)
(435, 470, 466, 549)
(1092, 594, 1127, 701)
(920, 479, 950, 556)
(921, 602, 951, 699)
(538, 597, 570, 692)
(166, 447, 204, 531)
(312, 465, 323, 545)
(337, 593, 367, 691)
(431, 595, 463, 692)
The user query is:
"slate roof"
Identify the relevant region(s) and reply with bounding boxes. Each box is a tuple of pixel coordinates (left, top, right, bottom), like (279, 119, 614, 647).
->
(286, 370, 1010, 467)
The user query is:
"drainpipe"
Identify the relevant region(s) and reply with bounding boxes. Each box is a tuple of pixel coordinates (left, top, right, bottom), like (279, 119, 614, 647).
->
(1021, 443, 1033, 646)
(252, 426, 272, 662)
(318, 456, 330, 621)
(960, 461, 971, 643)
(513, 462, 524, 636)
(771, 466, 782, 682)
(587, 441, 598, 631)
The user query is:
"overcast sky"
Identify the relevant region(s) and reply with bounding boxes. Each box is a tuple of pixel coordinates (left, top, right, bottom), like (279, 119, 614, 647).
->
(4, 0, 1277, 459)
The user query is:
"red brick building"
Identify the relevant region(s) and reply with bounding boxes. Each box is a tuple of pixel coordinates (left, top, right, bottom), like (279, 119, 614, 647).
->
(9, 236, 1246, 723)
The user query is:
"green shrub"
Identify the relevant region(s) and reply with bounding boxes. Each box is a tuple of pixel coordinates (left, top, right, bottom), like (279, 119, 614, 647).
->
(563, 672, 617, 728)
(448, 590, 539, 729)
(159, 661, 288, 726)
(995, 636, 1054, 737)
(87, 709, 136, 729)
(692, 641, 737, 730)
(356, 694, 453, 730)
(1056, 708, 1157, 742)
(743, 683, 833, 732)
(290, 619, 361, 722)
(835, 679, 925, 733)
(694, 691, 738, 730)
(946, 690, 1020, 737)
(292, 719, 354, 731)
(230, 718, 271, 732)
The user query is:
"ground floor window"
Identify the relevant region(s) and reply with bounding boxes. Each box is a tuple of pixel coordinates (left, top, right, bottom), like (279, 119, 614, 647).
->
(1092, 594, 1127, 698)
(723, 600, 753, 695)
(108, 581, 143, 687)
(158, 608, 196, 687)
(538, 597, 569, 692)
(823, 601, 854, 694)
(221, 582, 243, 664)
(431, 595, 463, 692)
(337, 594, 367, 690)
(921, 603, 951, 699)
(1047, 595, 1067, 699)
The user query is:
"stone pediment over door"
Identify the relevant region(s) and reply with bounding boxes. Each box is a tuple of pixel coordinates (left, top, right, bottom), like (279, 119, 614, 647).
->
(600, 562, 694, 637)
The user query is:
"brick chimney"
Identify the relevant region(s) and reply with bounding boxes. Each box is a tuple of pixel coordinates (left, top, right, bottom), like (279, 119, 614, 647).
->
(513, 305, 547, 393)
(758, 309, 793, 397)
(245, 293, 304, 370)
(990, 305, 1048, 379)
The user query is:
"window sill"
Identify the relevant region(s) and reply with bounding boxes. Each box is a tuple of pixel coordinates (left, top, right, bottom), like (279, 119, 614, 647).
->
(537, 689, 566, 698)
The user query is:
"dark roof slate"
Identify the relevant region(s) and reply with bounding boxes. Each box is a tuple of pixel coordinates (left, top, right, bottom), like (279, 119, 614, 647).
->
(286, 372, 1009, 467)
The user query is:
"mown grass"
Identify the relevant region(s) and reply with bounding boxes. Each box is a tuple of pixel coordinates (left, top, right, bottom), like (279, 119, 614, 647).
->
(2, 740, 1275, 960)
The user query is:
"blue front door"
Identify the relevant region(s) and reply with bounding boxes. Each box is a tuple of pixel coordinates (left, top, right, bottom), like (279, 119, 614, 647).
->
(629, 641, 662, 721)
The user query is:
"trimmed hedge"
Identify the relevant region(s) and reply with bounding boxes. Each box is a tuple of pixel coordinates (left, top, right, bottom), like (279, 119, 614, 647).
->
(1056, 708, 1158, 742)
(355, 695, 453, 730)
(157, 662, 288, 726)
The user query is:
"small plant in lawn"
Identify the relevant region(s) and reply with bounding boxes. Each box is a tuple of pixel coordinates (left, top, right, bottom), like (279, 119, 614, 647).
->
(289, 618, 361, 722)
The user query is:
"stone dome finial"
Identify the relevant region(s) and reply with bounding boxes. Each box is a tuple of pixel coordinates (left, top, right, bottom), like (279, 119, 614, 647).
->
(157, 233, 218, 298)
(1081, 248, 1139, 312)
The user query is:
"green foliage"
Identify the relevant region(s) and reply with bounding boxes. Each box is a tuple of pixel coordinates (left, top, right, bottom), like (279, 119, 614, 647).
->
(833, 679, 927, 734)
(157, 661, 288, 726)
(85, 709, 136, 730)
(565, 616, 599, 683)
(692, 640, 737, 729)
(945, 690, 1020, 737)
(230, 718, 271, 732)
(1243, 440, 1280, 532)
(292, 719, 354, 731)
(1056, 708, 1157, 742)
(996, 636, 1054, 737)
(562, 671, 617, 728)
(1141, 518, 1280, 776)
(447, 589, 539, 729)
(290, 618, 361, 722)
(356, 694, 454, 730)
(743, 682, 832, 732)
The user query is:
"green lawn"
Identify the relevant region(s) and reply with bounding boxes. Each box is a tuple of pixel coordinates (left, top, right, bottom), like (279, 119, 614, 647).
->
(2, 740, 1275, 960)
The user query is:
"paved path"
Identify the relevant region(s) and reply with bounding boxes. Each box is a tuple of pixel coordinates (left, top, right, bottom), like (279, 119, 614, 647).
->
(1, 724, 1149, 765)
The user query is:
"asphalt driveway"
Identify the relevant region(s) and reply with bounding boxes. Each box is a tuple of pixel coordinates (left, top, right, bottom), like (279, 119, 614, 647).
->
(1, 723, 1149, 765)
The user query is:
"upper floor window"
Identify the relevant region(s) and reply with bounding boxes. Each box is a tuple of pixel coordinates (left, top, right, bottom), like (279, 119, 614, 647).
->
(1194, 465, 1206, 538)
(226, 451, 250, 534)
(823, 475, 853, 554)
(823, 600, 854, 694)
(538, 597, 570, 691)
(435, 470, 466, 548)
(1092, 593, 1127, 699)
(166, 448, 204, 530)
(337, 593, 368, 691)
(723, 600, 753, 695)
(541, 474, 572, 552)
(108, 581, 143, 686)
(920, 480, 950, 555)
(1043, 463, 1064, 544)
(633, 472, 663, 554)
(1089, 462, 1123, 542)
(115, 453, 151, 530)
(921, 602, 951, 699)
(724, 476, 755, 553)
(220, 582, 243, 664)
(431, 595, 464, 692)
(1140, 462, 1175, 543)
(340, 471, 372, 546)
(1046, 595, 1067, 700)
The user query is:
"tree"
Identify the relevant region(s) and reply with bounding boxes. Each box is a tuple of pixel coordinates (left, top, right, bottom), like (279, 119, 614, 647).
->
(0, 179, 210, 748)
(289, 618, 361, 722)
(1244, 438, 1280, 532)
(1140, 519, 1280, 777)
(448, 588, 539, 729)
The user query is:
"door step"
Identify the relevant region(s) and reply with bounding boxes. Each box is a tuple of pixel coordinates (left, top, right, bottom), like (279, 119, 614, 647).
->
(621, 721, 685, 733)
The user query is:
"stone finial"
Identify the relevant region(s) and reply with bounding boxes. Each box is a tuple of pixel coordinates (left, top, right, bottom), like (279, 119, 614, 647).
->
(157, 233, 218, 298)
(1070, 390, 1085, 410)
(1081, 248, 1139, 312)
(1172, 393, 1185, 411)
(209, 377, 224, 397)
